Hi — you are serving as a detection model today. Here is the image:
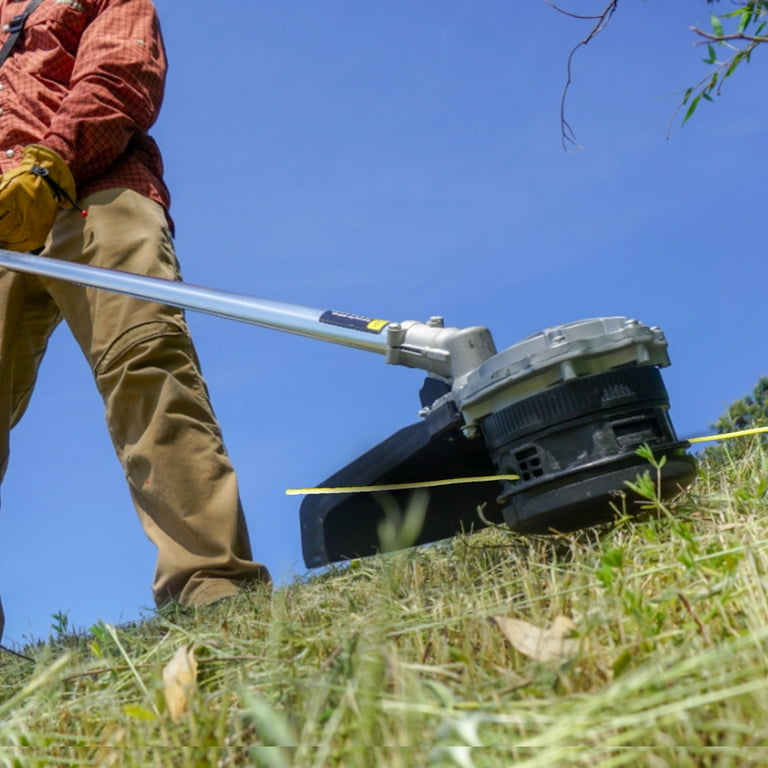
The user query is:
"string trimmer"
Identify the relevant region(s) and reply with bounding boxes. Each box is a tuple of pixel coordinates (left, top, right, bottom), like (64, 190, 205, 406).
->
(0, 249, 697, 567)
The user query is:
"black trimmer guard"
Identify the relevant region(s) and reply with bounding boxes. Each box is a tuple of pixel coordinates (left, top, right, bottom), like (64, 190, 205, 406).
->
(300, 401, 503, 568)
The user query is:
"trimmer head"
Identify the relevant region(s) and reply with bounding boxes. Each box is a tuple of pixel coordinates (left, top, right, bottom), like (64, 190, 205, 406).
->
(300, 317, 697, 567)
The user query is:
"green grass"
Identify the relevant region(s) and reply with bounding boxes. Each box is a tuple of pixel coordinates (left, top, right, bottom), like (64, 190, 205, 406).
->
(1, 442, 768, 766)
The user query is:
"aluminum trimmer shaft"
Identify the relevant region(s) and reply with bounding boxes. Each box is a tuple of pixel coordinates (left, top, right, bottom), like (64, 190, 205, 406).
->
(0, 249, 391, 354)
(0, 249, 497, 381)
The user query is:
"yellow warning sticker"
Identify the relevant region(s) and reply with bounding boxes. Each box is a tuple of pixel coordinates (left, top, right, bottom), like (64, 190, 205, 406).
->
(319, 310, 390, 335)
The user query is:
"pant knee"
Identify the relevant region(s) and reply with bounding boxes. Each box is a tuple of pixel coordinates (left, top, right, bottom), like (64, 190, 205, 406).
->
(94, 320, 194, 377)
(93, 320, 216, 452)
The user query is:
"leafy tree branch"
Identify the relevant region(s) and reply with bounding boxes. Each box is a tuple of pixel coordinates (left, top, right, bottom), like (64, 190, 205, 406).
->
(551, 0, 768, 147)
(680, 2, 768, 126)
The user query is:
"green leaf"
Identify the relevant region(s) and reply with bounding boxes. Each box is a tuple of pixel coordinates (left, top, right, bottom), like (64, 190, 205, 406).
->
(123, 704, 157, 721)
(89, 620, 109, 645)
(711, 14, 724, 38)
(703, 43, 717, 64)
(625, 469, 657, 501)
(603, 547, 625, 569)
(725, 52, 744, 78)
(612, 649, 633, 678)
(635, 443, 654, 463)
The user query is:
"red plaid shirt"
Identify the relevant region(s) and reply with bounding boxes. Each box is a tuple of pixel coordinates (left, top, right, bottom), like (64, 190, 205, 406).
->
(0, 0, 170, 210)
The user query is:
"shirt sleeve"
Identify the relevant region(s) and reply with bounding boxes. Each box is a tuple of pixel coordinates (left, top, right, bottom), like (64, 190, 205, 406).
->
(41, 0, 167, 187)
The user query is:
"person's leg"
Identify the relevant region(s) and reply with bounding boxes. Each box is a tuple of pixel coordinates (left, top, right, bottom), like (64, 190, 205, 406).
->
(0, 269, 62, 480)
(42, 188, 270, 607)
(0, 268, 61, 639)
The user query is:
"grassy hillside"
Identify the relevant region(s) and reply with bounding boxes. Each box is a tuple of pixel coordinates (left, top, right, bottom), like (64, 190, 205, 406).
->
(0, 443, 767, 766)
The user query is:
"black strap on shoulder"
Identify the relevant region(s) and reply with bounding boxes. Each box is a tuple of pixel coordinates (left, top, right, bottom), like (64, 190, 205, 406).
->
(0, 0, 45, 69)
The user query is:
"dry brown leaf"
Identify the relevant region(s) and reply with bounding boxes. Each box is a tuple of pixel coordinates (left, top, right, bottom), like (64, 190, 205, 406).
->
(492, 615, 578, 662)
(162, 644, 198, 722)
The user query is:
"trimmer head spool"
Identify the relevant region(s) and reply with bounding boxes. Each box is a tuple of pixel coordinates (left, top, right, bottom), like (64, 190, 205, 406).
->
(479, 364, 695, 533)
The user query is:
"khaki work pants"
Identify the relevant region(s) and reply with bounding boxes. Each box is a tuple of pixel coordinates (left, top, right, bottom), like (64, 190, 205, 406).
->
(0, 188, 270, 638)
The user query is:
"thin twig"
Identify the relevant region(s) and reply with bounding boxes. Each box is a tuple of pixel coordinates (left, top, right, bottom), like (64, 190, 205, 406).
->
(690, 26, 768, 45)
(677, 592, 707, 637)
(549, 0, 620, 149)
(0, 645, 35, 663)
(542, 0, 609, 21)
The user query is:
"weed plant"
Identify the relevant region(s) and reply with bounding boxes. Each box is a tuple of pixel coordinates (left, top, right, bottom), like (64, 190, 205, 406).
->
(0, 442, 767, 766)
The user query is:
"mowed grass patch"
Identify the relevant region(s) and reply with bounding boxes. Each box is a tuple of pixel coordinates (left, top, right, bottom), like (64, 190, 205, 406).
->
(0, 442, 766, 766)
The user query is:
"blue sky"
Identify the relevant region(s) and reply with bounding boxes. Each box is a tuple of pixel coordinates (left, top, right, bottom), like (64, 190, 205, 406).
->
(1, 0, 766, 644)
